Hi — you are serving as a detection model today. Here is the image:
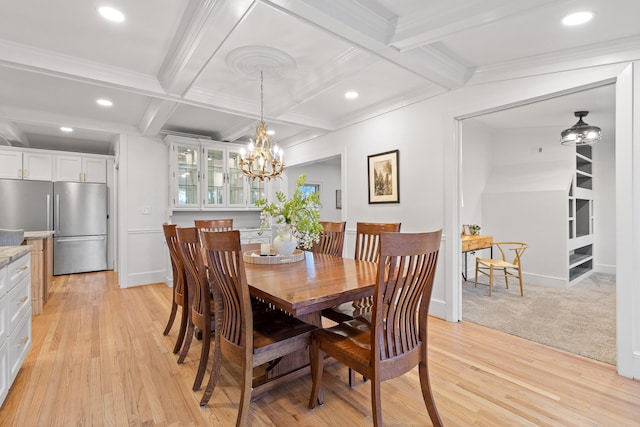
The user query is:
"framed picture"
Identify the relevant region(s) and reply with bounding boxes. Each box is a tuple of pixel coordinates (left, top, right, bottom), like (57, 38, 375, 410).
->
(463, 225, 471, 236)
(368, 149, 399, 204)
(336, 189, 342, 209)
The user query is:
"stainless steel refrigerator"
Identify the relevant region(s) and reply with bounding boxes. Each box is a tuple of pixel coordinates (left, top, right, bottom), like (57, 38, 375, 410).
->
(53, 182, 107, 275)
(0, 179, 54, 231)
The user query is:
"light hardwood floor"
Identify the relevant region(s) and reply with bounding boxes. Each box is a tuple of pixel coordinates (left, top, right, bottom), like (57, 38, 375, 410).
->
(1, 271, 639, 426)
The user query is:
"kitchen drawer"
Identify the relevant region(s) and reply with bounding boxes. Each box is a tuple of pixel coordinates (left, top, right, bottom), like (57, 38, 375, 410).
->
(0, 341, 8, 407)
(8, 253, 30, 289)
(0, 265, 6, 295)
(8, 308, 31, 384)
(7, 274, 30, 335)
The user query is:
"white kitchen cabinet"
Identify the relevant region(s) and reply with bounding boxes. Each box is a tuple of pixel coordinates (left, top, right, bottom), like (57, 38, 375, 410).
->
(0, 251, 32, 407)
(167, 136, 270, 211)
(55, 155, 107, 183)
(0, 148, 53, 181)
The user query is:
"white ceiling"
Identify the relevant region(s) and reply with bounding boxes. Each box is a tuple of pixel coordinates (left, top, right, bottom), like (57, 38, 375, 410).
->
(0, 0, 637, 155)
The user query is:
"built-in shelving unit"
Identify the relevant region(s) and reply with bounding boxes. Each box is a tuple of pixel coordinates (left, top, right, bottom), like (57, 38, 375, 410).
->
(568, 145, 594, 284)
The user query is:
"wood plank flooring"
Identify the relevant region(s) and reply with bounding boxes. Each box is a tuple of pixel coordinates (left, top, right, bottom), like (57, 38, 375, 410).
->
(1, 271, 639, 426)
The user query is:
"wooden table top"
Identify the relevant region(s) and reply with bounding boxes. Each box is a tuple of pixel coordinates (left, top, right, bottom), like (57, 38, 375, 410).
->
(244, 251, 378, 317)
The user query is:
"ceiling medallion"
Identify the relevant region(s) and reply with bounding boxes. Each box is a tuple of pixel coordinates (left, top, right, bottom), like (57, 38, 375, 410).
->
(226, 46, 297, 80)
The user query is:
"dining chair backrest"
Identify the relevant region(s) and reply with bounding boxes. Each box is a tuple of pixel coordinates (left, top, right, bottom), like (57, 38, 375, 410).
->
(162, 223, 189, 352)
(163, 223, 186, 306)
(176, 227, 210, 335)
(310, 221, 346, 257)
(202, 230, 250, 351)
(354, 222, 401, 262)
(495, 241, 528, 266)
(195, 219, 233, 242)
(194, 219, 234, 231)
(373, 231, 441, 366)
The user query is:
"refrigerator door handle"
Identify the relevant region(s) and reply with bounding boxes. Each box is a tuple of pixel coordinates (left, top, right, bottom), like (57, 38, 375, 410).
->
(55, 194, 60, 231)
(56, 236, 106, 243)
(47, 194, 51, 231)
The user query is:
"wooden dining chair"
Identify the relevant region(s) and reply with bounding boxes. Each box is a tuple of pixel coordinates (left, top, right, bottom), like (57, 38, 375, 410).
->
(176, 227, 214, 391)
(194, 219, 233, 243)
(162, 223, 189, 355)
(322, 222, 401, 323)
(309, 230, 444, 427)
(308, 221, 346, 257)
(475, 241, 528, 296)
(199, 230, 317, 426)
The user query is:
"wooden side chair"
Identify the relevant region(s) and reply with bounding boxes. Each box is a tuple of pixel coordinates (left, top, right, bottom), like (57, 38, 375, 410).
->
(176, 227, 214, 391)
(199, 230, 317, 426)
(309, 230, 444, 427)
(308, 221, 346, 257)
(321, 221, 401, 387)
(194, 219, 233, 243)
(474, 241, 528, 296)
(322, 222, 401, 323)
(162, 223, 189, 355)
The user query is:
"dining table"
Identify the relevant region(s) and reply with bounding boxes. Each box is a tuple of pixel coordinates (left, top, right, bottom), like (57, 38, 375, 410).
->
(242, 248, 379, 396)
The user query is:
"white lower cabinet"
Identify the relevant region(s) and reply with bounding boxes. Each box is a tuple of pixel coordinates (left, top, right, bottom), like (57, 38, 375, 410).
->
(0, 252, 32, 407)
(0, 341, 8, 405)
(8, 309, 31, 384)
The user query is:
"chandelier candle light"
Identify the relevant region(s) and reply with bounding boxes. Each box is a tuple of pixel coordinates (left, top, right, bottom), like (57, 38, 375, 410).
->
(240, 70, 284, 181)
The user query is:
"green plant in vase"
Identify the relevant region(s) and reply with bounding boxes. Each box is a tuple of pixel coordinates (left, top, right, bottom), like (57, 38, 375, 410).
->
(255, 174, 322, 254)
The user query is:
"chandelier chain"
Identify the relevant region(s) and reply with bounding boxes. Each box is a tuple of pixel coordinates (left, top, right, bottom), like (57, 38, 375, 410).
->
(260, 70, 264, 122)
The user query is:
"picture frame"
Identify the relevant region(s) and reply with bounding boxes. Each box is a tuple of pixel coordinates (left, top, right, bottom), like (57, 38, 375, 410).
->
(368, 149, 399, 204)
(463, 225, 471, 236)
(336, 189, 342, 209)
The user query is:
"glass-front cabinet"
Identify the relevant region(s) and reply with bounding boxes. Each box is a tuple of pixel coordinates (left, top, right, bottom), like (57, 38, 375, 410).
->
(175, 143, 200, 208)
(168, 136, 272, 211)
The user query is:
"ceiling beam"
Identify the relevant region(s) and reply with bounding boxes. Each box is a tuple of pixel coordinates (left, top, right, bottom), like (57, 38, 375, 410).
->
(263, 0, 468, 90)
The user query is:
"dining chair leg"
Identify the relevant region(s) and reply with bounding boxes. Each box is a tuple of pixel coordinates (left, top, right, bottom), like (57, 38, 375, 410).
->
(371, 377, 382, 427)
(348, 368, 356, 388)
(236, 368, 252, 427)
(503, 267, 510, 290)
(308, 342, 324, 409)
(163, 299, 177, 336)
(173, 307, 188, 354)
(518, 271, 524, 296)
(178, 321, 194, 363)
(489, 266, 494, 296)
(419, 356, 444, 427)
(474, 260, 479, 287)
(199, 339, 222, 407)
(192, 331, 210, 390)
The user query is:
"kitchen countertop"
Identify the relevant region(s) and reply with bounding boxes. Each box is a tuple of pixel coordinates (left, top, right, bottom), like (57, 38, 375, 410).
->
(0, 245, 31, 268)
(24, 230, 55, 240)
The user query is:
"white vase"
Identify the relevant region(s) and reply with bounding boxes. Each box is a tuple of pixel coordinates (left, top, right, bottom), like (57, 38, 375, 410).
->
(273, 226, 297, 256)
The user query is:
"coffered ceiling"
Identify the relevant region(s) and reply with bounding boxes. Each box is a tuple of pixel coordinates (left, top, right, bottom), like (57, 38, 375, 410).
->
(0, 0, 638, 155)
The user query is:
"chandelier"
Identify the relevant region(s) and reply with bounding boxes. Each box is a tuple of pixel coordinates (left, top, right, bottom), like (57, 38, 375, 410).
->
(560, 111, 602, 146)
(240, 70, 284, 181)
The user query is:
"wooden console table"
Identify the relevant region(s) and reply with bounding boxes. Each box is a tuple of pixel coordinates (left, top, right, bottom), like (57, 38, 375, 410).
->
(461, 234, 493, 280)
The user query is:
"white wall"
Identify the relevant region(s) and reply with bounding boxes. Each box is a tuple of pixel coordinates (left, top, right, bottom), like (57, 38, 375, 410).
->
(117, 134, 168, 287)
(286, 159, 342, 222)
(461, 120, 494, 228)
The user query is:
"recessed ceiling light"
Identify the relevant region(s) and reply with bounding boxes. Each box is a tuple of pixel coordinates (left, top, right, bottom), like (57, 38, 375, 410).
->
(562, 11, 594, 26)
(60, 127, 73, 132)
(345, 91, 359, 99)
(96, 98, 113, 107)
(98, 6, 125, 23)
(266, 129, 275, 136)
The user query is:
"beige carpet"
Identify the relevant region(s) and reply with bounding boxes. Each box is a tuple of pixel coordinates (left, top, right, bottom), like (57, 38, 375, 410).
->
(462, 272, 616, 365)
